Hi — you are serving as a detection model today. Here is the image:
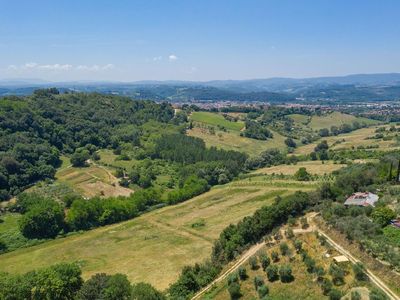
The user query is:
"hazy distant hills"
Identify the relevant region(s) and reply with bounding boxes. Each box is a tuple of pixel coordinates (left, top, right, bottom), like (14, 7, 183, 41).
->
(1, 73, 400, 103)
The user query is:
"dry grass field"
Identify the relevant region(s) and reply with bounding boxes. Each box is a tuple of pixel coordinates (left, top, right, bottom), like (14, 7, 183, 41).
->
(295, 125, 400, 155)
(308, 112, 380, 130)
(187, 127, 287, 156)
(0, 177, 318, 290)
(55, 163, 133, 198)
(201, 231, 370, 300)
(252, 160, 346, 176)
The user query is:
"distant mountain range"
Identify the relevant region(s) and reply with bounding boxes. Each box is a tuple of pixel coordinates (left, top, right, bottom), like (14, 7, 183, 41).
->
(1, 73, 400, 103)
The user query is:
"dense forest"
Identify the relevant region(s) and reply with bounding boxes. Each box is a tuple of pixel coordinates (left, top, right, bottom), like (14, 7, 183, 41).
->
(0, 89, 175, 199)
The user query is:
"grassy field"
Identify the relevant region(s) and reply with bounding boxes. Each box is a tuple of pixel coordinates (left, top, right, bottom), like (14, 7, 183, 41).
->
(287, 114, 310, 125)
(252, 160, 345, 176)
(202, 231, 371, 300)
(295, 125, 400, 155)
(55, 162, 133, 198)
(0, 177, 318, 290)
(308, 112, 380, 130)
(187, 127, 287, 156)
(190, 112, 245, 131)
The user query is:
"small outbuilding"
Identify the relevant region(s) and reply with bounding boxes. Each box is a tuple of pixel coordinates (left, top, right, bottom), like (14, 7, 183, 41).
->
(333, 255, 349, 264)
(344, 192, 379, 207)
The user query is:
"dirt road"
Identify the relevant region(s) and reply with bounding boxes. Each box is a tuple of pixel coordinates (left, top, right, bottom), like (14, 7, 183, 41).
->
(317, 229, 399, 300)
(191, 241, 265, 300)
(191, 213, 399, 300)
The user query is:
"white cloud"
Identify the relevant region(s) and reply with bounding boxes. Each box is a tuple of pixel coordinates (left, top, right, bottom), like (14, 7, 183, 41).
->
(24, 62, 38, 68)
(153, 56, 162, 61)
(76, 64, 114, 71)
(168, 54, 178, 61)
(6, 62, 114, 72)
(38, 64, 72, 71)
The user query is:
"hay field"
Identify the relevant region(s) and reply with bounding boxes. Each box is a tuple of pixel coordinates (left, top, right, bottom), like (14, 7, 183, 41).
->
(0, 178, 317, 290)
(295, 126, 400, 155)
(308, 112, 379, 130)
(252, 160, 346, 176)
(190, 111, 245, 131)
(187, 127, 287, 156)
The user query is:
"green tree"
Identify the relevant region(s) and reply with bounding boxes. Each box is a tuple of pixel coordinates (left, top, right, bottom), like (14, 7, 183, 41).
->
(351, 291, 361, 300)
(352, 263, 367, 281)
(266, 265, 279, 282)
(369, 288, 389, 300)
(238, 266, 247, 280)
(294, 167, 311, 181)
(257, 284, 269, 298)
(280, 242, 290, 256)
(271, 251, 279, 262)
(253, 275, 264, 289)
(329, 263, 345, 286)
(102, 274, 132, 300)
(259, 254, 271, 270)
(285, 138, 297, 148)
(249, 256, 258, 270)
(228, 282, 241, 300)
(328, 288, 342, 300)
(131, 282, 165, 300)
(279, 265, 294, 283)
(19, 201, 65, 239)
(371, 207, 396, 227)
(32, 263, 83, 300)
(70, 149, 90, 167)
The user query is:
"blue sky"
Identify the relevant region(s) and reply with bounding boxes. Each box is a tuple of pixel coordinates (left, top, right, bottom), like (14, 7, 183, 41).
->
(1, 0, 400, 81)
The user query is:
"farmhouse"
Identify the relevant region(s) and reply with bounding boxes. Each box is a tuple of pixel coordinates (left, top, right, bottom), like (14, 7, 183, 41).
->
(344, 192, 379, 207)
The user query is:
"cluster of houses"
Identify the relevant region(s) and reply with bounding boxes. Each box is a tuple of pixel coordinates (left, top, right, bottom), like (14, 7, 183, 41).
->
(344, 192, 400, 229)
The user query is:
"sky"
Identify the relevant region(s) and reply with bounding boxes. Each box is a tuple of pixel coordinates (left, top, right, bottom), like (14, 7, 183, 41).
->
(1, 0, 400, 81)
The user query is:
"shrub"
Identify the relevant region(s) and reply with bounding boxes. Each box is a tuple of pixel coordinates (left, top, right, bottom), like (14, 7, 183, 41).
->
(254, 276, 264, 289)
(260, 254, 271, 270)
(352, 262, 367, 281)
(320, 278, 333, 295)
(371, 207, 396, 227)
(280, 242, 290, 256)
(329, 263, 345, 286)
(294, 167, 310, 181)
(328, 288, 342, 300)
(266, 265, 279, 282)
(249, 256, 258, 270)
(228, 282, 241, 300)
(257, 284, 269, 298)
(351, 291, 361, 300)
(271, 251, 279, 262)
(279, 265, 294, 283)
(227, 272, 239, 285)
(238, 267, 247, 280)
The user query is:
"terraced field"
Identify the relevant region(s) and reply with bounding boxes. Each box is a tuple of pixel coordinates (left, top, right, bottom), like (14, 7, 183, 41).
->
(55, 163, 133, 198)
(0, 176, 318, 290)
(253, 160, 345, 176)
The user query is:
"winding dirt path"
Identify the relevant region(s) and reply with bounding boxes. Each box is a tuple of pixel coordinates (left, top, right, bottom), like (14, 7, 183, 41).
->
(191, 212, 399, 300)
(191, 242, 265, 300)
